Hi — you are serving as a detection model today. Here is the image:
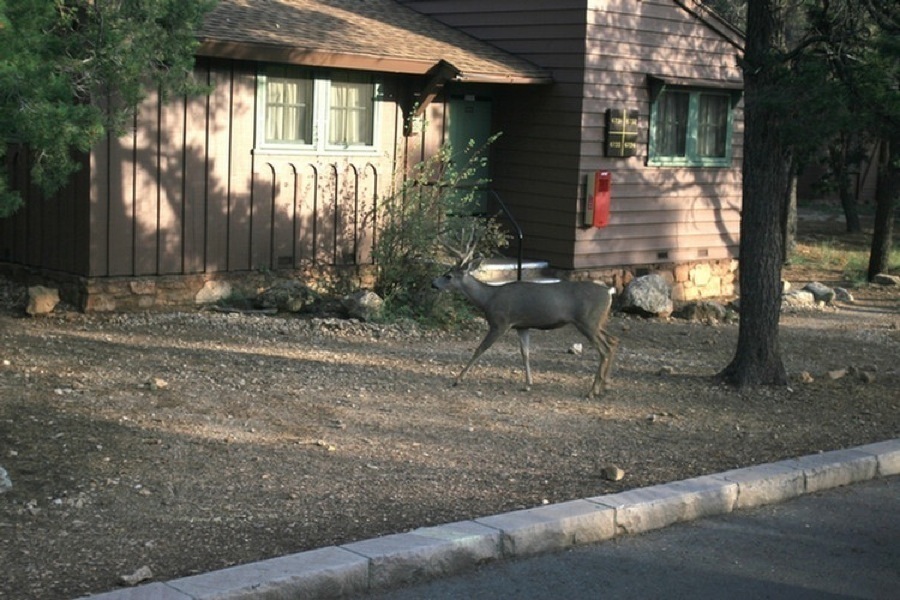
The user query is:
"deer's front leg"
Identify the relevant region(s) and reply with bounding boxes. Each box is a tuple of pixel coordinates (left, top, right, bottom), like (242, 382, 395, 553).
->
(516, 328, 534, 388)
(454, 325, 505, 386)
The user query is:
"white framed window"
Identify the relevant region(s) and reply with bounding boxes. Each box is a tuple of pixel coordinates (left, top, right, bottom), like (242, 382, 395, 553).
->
(256, 66, 379, 154)
(327, 72, 375, 148)
(263, 65, 314, 147)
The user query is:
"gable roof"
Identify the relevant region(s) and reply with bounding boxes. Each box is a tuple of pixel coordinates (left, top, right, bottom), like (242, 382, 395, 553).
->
(675, 0, 745, 51)
(197, 0, 552, 84)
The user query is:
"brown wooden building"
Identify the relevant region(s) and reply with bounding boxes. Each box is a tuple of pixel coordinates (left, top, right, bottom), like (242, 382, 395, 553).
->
(1, 0, 745, 310)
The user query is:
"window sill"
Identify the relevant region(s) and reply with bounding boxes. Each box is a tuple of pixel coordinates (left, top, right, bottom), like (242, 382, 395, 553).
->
(252, 146, 381, 158)
(648, 157, 732, 168)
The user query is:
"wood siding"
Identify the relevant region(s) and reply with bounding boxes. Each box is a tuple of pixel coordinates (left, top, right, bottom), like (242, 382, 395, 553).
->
(3, 1, 746, 283)
(1, 147, 90, 275)
(402, 0, 744, 271)
(81, 58, 406, 278)
(576, 0, 744, 269)
(400, 0, 591, 267)
(1, 56, 468, 280)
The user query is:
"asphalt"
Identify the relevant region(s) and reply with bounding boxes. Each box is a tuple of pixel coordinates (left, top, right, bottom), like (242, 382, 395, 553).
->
(82, 439, 900, 600)
(367, 470, 899, 599)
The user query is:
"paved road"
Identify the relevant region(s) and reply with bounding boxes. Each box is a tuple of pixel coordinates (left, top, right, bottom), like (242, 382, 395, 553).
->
(364, 476, 899, 599)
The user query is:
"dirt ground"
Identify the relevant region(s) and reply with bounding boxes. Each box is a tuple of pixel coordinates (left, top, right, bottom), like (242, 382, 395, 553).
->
(1, 215, 899, 600)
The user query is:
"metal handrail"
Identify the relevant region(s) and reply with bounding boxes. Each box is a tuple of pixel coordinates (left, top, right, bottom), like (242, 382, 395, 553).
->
(424, 182, 525, 280)
(486, 189, 524, 281)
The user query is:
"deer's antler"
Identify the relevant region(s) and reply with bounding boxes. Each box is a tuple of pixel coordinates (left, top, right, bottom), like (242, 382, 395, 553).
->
(439, 221, 479, 268)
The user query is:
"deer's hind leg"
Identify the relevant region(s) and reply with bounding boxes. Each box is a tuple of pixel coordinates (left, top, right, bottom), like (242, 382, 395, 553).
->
(516, 328, 534, 388)
(575, 322, 618, 399)
(598, 327, 619, 382)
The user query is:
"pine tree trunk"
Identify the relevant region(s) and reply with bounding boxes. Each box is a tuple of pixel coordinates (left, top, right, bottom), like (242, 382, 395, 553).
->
(831, 140, 862, 233)
(720, 0, 790, 387)
(868, 137, 898, 281)
(783, 176, 797, 264)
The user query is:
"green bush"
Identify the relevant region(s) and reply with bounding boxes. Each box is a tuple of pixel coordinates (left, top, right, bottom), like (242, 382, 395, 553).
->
(373, 136, 508, 324)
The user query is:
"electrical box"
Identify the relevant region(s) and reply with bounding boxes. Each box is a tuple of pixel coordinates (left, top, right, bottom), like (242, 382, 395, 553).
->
(584, 170, 611, 228)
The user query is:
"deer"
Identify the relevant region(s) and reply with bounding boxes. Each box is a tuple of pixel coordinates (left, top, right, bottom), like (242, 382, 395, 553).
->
(432, 258, 618, 399)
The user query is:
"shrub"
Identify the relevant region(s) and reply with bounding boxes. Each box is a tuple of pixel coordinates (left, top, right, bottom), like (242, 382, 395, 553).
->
(373, 136, 508, 324)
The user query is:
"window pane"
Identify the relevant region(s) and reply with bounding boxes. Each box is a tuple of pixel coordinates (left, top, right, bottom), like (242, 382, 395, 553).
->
(265, 66, 313, 144)
(697, 94, 729, 157)
(329, 74, 374, 146)
(656, 91, 689, 157)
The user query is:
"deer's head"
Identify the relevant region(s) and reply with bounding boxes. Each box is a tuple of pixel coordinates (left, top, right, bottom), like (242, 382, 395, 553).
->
(432, 258, 482, 292)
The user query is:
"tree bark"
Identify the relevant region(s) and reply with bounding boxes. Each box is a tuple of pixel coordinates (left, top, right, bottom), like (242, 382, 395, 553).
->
(830, 140, 862, 233)
(868, 137, 898, 280)
(783, 176, 797, 264)
(720, 0, 790, 387)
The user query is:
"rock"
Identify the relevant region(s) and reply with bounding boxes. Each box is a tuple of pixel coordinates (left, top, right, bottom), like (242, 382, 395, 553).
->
(827, 368, 847, 380)
(673, 301, 728, 323)
(803, 281, 836, 304)
(342, 290, 384, 322)
(619, 274, 673, 317)
(0, 466, 11, 494)
(26, 286, 59, 316)
(194, 280, 232, 305)
(799, 371, 815, 384)
(782, 290, 816, 309)
(601, 465, 625, 482)
(848, 366, 877, 383)
(121, 565, 154, 586)
(834, 287, 854, 303)
(871, 273, 900, 286)
(257, 281, 319, 313)
(147, 378, 168, 391)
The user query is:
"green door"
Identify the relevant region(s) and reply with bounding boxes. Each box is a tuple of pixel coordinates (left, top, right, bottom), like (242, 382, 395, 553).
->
(447, 96, 492, 213)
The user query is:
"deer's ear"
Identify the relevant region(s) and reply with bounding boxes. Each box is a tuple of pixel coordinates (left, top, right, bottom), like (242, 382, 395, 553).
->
(467, 258, 483, 272)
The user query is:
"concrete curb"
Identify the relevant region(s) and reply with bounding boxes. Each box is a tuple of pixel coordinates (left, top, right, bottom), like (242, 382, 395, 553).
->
(82, 439, 900, 600)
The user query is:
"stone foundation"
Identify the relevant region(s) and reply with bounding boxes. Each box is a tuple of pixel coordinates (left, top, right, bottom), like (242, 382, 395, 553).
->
(560, 258, 739, 302)
(3, 259, 737, 313)
(0, 263, 375, 313)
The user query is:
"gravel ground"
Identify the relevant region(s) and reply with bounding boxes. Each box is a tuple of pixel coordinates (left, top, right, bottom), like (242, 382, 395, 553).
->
(1, 229, 899, 599)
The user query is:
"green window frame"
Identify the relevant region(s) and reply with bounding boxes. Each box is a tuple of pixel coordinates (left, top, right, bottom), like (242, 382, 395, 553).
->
(649, 87, 735, 167)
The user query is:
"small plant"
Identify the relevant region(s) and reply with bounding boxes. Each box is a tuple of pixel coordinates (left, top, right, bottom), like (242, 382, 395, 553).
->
(373, 135, 509, 324)
(791, 235, 900, 288)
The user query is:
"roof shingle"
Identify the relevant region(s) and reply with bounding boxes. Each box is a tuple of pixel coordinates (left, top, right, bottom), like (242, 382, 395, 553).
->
(198, 0, 551, 84)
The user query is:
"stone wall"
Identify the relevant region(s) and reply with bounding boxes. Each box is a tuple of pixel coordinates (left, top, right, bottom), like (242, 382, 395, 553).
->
(562, 258, 739, 302)
(4, 259, 737, 313)
(0, 263, 376, 313)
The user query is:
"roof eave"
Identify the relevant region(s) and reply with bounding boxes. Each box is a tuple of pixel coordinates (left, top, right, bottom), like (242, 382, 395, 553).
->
(457, 72, 553, 85)
(674, 0, 745, 52)
(197, 40, 552, 84)
(197, 40, 437, 75)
